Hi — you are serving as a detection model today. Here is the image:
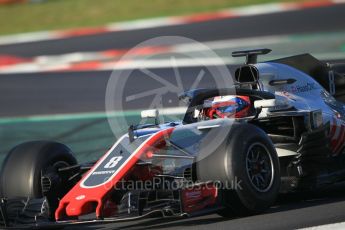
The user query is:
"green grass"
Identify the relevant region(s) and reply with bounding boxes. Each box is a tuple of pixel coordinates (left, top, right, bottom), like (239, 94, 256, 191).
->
(0, 0, 300, 35)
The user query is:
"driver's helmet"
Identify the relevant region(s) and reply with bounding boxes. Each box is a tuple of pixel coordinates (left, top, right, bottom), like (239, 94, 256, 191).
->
(203, 95, 251, 119)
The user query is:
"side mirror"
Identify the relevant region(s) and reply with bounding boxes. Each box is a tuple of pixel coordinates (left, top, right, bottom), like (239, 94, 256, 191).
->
(141, 109, 159, 125)
(141, 109, 159, 118)
(254, 99, 277, 109)
(254, 97, 290, 109)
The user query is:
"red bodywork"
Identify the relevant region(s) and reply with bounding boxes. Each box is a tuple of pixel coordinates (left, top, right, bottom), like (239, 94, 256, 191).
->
(181, 184, 218, 213)
(55, 128, 174, 220)
(55, 128, 218, 220)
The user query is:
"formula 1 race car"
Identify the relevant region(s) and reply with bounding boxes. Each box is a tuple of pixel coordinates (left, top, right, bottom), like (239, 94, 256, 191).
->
(1, 49, 345, 228)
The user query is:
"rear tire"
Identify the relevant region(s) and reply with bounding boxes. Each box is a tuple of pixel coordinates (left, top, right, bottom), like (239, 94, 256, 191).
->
(196, 123, 280, 216)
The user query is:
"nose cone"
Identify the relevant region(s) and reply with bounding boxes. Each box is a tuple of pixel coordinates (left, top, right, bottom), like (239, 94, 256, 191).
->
(65, 199, 96, 217)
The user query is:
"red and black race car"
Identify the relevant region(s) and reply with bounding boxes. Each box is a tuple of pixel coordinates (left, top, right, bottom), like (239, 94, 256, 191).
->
(1, 49, 345, 228)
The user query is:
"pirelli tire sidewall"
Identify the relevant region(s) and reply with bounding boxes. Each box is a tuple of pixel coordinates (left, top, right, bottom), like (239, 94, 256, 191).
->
(229, 123, 280, 213)
(196, 122, 280, 214)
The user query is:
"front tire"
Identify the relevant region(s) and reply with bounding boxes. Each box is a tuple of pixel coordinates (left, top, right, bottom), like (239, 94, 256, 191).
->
(0, 141, 77, 198)
(197, 123, 280, 216)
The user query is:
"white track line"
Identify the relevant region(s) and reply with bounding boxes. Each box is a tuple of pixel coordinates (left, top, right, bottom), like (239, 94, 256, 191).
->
(300, 221, 345, 230)
(1, 32, 344, 74)
(0, 0, 343, 46)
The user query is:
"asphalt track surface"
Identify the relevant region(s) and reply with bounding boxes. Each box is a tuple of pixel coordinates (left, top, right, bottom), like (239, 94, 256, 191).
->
(0, 66, 234, 117)
(1, 4, 345, 57)
(71, 186, 345, 230)
(2, 4, 345, 230)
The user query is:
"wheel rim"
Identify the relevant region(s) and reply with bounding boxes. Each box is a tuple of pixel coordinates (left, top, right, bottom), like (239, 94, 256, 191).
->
(52, 161, 70, 171)
(245, 142, 274, 193)
(41, 160, 70, 192)
(43, 160, 70, 176)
